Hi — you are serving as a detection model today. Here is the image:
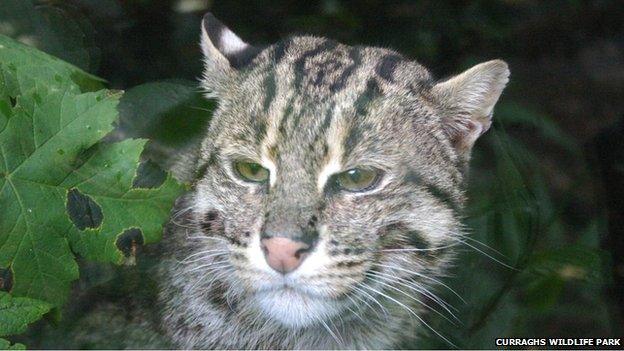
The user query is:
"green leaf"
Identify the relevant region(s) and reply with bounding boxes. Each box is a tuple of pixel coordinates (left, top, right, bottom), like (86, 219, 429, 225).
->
(114, 80, 214, 182)
(0, 35, 184, 308)
(0, 63, 113, 306)
(0, 338, 25, 350)
(0, 34, 103, 93)
(116, 80, 213, 146)
(0, 292, 50, 336)
(64, 139, 184, 264)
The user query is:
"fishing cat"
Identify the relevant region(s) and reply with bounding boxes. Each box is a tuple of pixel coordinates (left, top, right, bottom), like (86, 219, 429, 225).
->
(158, 13, 509, 349)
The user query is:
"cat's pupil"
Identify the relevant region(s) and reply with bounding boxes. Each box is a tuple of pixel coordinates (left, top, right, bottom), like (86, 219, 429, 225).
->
(248, 163, 261, 175)
(334, 167, 380, 192)
(347, 169, 362, 182)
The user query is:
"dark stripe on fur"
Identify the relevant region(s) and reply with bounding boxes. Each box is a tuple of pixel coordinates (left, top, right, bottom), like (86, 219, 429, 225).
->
(272, 38, 292, 64)
(293, 40, 338, 89)
(354, 79, 381, 116)
(405, 171, 460, 214)
(193, 149, 219, 184)
(253, 116, 268, 145)
(343, 79, 381, 156)
(261, 40, 293, 111)
(316, 102, 336, 140)
(262, 71, 277, 112)
(329, 48, 362, 92)
(375, 54, 402, 82)
(276, 97, 296, 139)
(406, 230, 430, 250)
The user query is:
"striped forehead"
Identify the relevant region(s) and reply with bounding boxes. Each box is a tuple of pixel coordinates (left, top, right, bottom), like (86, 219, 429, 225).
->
(258, 91, 382, 189)
(256, 39, 385, 134)
(222, 37, 420, 188)
(258, 95, 351, 182)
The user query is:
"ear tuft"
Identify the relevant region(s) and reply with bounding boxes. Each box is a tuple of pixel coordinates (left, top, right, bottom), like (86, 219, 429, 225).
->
(433, 60, 510, 157)
(200, 13, 261, 96)
(202, 13, 261, 69)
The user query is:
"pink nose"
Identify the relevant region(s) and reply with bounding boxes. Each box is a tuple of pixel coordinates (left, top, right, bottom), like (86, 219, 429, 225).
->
(261, 237, 310, 274)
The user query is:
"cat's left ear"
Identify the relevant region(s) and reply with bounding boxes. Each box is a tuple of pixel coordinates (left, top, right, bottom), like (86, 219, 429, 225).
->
(432, 60, 510, 158)
(200, 13, 261, 97)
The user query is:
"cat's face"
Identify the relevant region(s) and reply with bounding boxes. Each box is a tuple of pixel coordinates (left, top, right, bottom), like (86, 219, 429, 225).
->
(183, 14, 508, 329)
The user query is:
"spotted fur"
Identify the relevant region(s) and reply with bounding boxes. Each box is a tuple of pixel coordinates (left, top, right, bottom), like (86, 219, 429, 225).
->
(158, 13, 509, 349)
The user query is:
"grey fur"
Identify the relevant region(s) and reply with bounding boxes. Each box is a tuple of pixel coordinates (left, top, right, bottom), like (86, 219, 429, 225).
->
(157, 13, 509, 349)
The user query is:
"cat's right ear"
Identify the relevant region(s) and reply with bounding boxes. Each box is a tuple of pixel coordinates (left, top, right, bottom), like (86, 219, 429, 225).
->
(432, 60, 509, 161)
(200, 13, 260, 97)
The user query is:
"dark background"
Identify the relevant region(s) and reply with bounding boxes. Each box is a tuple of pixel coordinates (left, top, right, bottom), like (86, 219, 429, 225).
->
(1, 0, 622, 348)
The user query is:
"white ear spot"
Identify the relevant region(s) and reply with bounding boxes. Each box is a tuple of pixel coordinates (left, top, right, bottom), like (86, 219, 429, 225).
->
(220, 28, 249, 55)
(199, 13, 259, 96)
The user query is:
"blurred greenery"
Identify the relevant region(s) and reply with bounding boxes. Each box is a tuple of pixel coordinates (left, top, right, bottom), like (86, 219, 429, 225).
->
(0, 0, 622, 349)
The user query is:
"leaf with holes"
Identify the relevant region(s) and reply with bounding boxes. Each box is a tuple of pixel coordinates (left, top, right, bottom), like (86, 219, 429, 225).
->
(0, 292, 50, 337)
(63, 139, 184, 265)
(0, 35, 184, 308)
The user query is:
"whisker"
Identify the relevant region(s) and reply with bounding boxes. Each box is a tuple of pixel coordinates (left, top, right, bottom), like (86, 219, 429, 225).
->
(187, 265, 234, 291)
(345, 277, 390, 318)
(372, 270, 459, 314)
(170, 218, 197, 230)
(185, 235, 228, 242)
(185, 261, 231, 274)
(361, 282, 457, 348)
(462, 235, 507, 256)
(171, 205, 195, 220)
(453, 238, 517, 270)
(190, 105, 214, 113)
(343, 294, 367, 323)
(317, 315, 344, 347)
(365, 272, 460, 325)
(375, 263, 466, 304)
(179, 246, 228, 260)
(347, 286, 382, 319)
(381, 242, 462, 253)
(179, 250, 229, 264)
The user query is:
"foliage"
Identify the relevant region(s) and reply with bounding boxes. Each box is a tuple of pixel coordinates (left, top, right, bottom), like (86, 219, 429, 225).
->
(114, 79, 214, 181)
(0, 292, 50, 336)
(0, 34, 184, 344)
(0, 0, 100, 74)
(0, 338, 25, 350)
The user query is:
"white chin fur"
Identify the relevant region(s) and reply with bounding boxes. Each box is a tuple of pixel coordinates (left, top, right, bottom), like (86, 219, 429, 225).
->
(255, 288, 341, 329)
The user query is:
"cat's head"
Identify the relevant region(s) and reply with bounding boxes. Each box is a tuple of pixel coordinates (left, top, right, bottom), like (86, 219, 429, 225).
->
(183, 13, 508, 329)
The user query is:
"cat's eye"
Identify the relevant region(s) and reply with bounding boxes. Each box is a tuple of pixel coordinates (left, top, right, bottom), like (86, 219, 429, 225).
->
(334, 167, 381, 192)
(234, 160, 269, 183)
